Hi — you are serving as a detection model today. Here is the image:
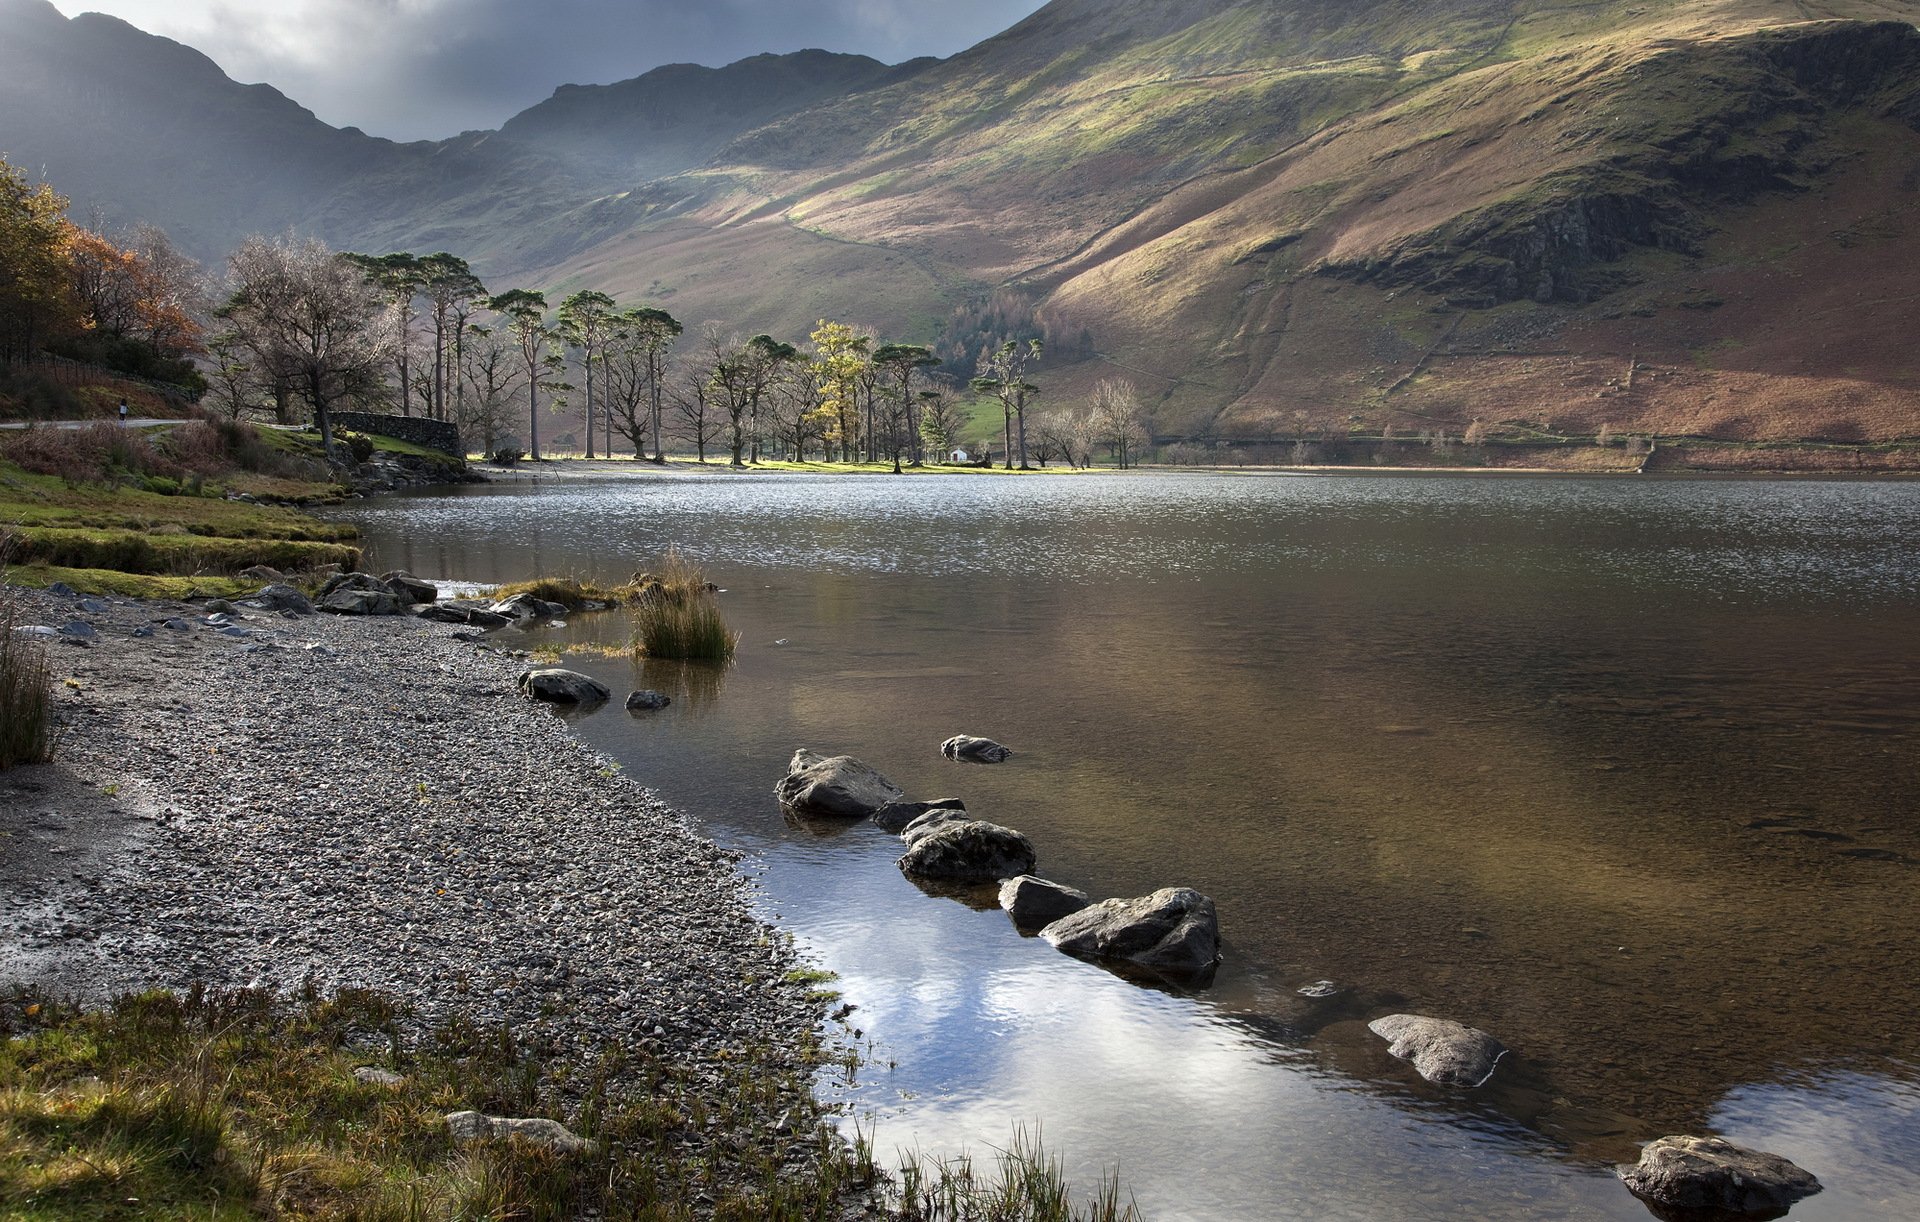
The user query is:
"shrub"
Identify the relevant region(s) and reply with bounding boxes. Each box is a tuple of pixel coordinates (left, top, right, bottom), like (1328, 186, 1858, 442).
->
(340, 432, 375, 464)
(490, 447, 524, 466)
(630, 548, 737, 662)
(0, 562, 54, 770)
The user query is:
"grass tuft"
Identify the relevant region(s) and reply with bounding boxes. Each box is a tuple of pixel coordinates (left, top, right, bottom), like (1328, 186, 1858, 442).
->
(1, 548, 54, 770)
(630, 548, 739, 662)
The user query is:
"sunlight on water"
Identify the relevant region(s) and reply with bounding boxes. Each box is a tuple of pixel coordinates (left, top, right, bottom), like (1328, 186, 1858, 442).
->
(342, 471, 1920, 1220)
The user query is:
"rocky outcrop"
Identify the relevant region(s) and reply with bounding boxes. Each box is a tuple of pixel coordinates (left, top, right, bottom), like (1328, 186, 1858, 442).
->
(444, 1110, 596, 1155)
(518, 668, 611, 705)
(1367, 1014, 1507, 1088)
(999, 875, 1090, 931)
(1040, 887, 1219, 977)
(775, 750, 904, 817)
(1617, 1135, 1821, 1216)
(896, 820, 1037, 884)
(870, 798, 966, 833)
(381, 570, 438, 604)
(942, 735, 1013, 763)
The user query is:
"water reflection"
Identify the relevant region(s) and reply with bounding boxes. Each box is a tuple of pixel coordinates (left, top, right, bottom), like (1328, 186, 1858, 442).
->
(340, 472, 1920, 1219)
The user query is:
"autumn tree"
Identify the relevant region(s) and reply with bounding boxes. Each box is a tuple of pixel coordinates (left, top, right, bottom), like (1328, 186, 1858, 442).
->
(972, 338, 1043, 469)
(220, 235, 392, 458)
(0, 160, 79, 363)
(810, 320, 871, 462)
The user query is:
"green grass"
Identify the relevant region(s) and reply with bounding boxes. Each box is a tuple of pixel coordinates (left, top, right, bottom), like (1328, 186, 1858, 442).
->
(2, 565, 262, 600)
(0, 988, 1136, 1221)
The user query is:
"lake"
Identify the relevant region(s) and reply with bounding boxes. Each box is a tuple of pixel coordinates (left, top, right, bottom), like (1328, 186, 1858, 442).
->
(341, 469, 1920, 1220)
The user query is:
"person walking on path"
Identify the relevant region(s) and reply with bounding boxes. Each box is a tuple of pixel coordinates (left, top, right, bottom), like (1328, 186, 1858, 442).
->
(118, 399, 129, 426)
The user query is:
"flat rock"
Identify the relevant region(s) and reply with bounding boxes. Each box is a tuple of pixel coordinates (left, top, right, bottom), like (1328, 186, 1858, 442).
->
(896, 820, 1036, 884)
(318, 587, 407, 616)
(1040, 887, 1220, 977)
(1368, 1014, 1507, 1088)
(1617, 1135, 1821, 1216)
(445, 1110, 596, 1155)
(870, 798, 966, 832)
(775, 749, 904, 818)
(248, 584, 314, 615)
(999, 875, 1090, 930)
(942, 735, 1013, 763)
(518, 668, 612, 705)
(381, 570, 438, 604)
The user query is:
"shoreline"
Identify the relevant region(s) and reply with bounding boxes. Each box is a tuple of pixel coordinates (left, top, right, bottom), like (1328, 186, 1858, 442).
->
(0, 583, 826, 1110)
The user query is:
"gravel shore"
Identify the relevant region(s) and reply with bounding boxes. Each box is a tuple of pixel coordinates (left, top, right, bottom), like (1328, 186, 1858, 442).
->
(1, 583, 825, 1104)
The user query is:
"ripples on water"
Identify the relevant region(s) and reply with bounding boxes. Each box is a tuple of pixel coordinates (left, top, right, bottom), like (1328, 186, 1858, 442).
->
(343, 471, 1920, 1220)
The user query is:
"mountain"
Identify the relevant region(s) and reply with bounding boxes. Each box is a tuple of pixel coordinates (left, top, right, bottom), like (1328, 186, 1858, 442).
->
(6, 0, 1920, 453)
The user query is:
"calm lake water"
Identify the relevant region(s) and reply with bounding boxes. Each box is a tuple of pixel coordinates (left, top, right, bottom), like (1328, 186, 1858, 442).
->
(341, 471, 1920, 1220)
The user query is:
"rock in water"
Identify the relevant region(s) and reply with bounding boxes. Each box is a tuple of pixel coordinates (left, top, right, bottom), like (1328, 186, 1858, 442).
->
(445, 1110, 597, 1155)
(517, 668, 612, 705)
(774, 749, 904, 817)
(899, 808, 973, 846)
(999, 875, 1090, 930)
(1040, 887, 1220, 977)
(1367, 1014, 1507, 1087)
(870, 798, 966, 832)
(897, 820, 1037, 883)
(625, 690, 672, 711)
(1617, 1136, 1821, 1216)
(942, 735, 1013, 763)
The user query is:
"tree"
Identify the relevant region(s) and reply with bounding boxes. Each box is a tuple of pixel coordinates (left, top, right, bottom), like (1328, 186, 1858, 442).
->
(557, 289, 616, 460)
(487, 289, 561, 461)
(810, 320, 871, 463)
(743, 334, 798, 465)
(457, 322, 525, 455)
(874, 343, 939, 471)
(917, 377, 964, 460)
(126, 223, 204, 359)
(1092, 377, 1147, 469)
(419, 253, 485, 423)
(972, 338, 1043, 469)
(203, 330, 260, 420)
(220, 235, 392, 459)
(625, 307, 680, 461)
(700, 326, 758, 467)
(345, 252, 425, 415)
(0, 159, 80, 363)
(667, 365, 725, 461)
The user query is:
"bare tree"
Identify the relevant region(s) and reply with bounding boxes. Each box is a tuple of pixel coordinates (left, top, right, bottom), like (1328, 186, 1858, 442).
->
(1093, 377, 1147, 469)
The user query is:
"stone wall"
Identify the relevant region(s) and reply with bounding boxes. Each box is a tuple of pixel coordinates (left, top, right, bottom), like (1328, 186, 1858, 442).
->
(331, 412, 463, 457)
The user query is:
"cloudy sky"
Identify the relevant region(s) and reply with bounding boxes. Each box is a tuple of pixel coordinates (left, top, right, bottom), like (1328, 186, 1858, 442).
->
(48, 0, 1048, 141)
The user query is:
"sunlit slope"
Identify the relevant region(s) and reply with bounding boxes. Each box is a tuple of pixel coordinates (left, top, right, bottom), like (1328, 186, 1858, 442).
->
(544, 0, 1920, 442)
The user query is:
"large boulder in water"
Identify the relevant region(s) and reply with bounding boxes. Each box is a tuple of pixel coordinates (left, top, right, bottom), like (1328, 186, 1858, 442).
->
(896, 820, 1036, 884)
(1040, 887, 1219, 976)
(999, 875, 1090, 931)
(1617, 1136, 1821, 1216)
(518, 668, 611, 705)
(1367, 1014, 1507, 1087)
(775, 749, 904, 818)
(942, 735, 1013, 763)
(899, 808, 973, 846)
(871, 798, 966, 833)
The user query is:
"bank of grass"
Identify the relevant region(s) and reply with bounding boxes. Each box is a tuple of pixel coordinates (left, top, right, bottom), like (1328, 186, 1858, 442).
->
(3, 564, 260, 601)
(0, 988, 1136, 1221)
(630, 548, 739, 662)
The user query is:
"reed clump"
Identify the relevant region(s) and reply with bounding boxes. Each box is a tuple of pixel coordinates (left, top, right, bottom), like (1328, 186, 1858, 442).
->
(629, 547, 738, 662)
(1, 555, 54, 770)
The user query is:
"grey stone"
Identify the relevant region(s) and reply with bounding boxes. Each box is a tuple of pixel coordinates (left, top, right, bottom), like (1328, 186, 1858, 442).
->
(896, 820, 1036, 884)
(999, 875, 1090, 930)
(353, 1066, 404, 1088)
(57, 621, 97, 639)
(488, 593, 546, 620)
(1041, 887, 1220, 977)
(163, 618, 191, 632)
(1368, 1014, 1507, 1088)
(625, 690, 672, 711)
(237, 565, 287, 585)
(14, 625, 58, 638)
(416, 605, 471, 623)
(132, 625, 155, 638)
(47, 582, 75, 596)
(381, 570, 439, 604)
(518, 668, 612, 705)
(899, 808, 973, 846)
(318, 587, 407, 616)
(775, 750, 904, 818)
(1617, 1136, 1821, 1216)
(942, 735, 1013, 763)
(79, 598, 110, 613)
(318, 572, 391, 599)
(204, 599, 238, 615)
(465, 610, 512, 631)
(444, 1110, 596, 1156)
(870, 798, 967, 832)
(250, 584, 314, 615)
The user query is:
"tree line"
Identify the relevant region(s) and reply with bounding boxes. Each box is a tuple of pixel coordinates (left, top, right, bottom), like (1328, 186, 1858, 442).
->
(5, 156, 1154, 468)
